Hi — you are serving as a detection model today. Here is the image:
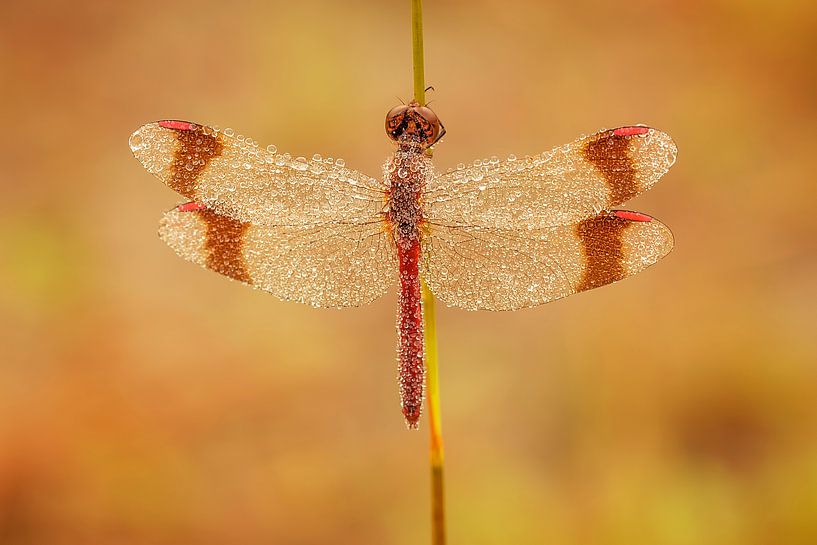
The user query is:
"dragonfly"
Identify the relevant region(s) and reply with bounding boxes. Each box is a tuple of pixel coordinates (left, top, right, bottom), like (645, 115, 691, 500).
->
(129, 101, 676, 429)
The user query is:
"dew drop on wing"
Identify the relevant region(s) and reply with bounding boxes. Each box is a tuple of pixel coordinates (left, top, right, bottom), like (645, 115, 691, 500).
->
(130, 134, 146, 153)
(292, 156, 308, 171)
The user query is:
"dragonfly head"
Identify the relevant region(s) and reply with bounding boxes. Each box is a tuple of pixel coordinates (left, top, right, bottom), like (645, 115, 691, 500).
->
(385, 101, 445, 148)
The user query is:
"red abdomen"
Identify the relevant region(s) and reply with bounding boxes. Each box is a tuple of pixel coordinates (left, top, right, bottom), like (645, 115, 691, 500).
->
(397, 238, 424, 428)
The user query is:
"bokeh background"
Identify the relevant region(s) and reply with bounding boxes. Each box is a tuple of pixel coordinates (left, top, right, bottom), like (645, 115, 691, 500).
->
(2, 1, 816, 544)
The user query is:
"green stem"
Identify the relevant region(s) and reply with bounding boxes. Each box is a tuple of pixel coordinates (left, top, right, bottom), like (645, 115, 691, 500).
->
(412, 1, 445, 544)
(412, 0, 426, 105)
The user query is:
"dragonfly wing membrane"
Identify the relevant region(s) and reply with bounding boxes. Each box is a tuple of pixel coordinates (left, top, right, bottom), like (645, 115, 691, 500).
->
(130, 121, 386, 226)
(160, 206, 397, 308)
(422, 211, 673, 311)
(425, 127, 676, 229)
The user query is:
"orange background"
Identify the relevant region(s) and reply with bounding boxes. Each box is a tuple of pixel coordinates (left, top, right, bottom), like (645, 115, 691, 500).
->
(1, 1, 816, 544)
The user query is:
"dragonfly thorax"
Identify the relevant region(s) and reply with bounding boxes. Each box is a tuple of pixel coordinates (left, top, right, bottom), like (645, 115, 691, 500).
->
(385, 137, 430, 249)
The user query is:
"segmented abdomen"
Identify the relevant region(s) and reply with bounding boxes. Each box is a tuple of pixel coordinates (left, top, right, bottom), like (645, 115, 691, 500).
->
(396, 238, 424, 428)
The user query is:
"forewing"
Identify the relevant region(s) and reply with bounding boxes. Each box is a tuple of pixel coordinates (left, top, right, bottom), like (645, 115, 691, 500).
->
(425, 126, 676, 229)
(159, 205, 397, 308)
(130, 121, 386, 226)
(422, 211, 673, 311)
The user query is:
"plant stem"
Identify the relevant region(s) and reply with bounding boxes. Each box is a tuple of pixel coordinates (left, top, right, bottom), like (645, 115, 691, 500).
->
(412, 1, 446, 544)
(411, 0, 426, 106)
(423, 280, 445, 545)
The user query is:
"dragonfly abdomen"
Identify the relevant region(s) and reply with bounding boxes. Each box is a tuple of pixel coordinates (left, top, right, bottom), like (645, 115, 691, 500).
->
(396, 237, 424, 428)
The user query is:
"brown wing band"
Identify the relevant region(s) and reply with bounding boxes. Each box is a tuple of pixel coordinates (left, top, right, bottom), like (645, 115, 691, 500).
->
(575, 214, 631, 292)
(196, 209, 252, 283)
(583, 131, 639, 205)
(168, 125, 224, 199)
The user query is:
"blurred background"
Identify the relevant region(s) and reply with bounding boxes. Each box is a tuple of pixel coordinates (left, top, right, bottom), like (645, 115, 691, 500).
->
(1, 1, 816, 544)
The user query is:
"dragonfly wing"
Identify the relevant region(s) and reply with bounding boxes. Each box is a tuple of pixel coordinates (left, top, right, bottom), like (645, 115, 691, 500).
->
(425, 126, 676, 229)
(159, 204, 397, 308)
(130, 121, 386, 226)
(421, 211, 673, 311)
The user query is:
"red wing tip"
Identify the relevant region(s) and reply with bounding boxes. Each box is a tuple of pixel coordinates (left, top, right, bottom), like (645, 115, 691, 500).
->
(613, 210, 653, 222)
(159, 120, 197, 131)
(177, 202, 207, 212)
(613, 126, 651, 137)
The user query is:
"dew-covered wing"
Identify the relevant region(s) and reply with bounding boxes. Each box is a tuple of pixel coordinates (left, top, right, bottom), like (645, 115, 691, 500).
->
(130, 121, 386, 226)
(425, 126, 676, 229)
(159, 204, 397, 308)
(421, 210, 673, 311)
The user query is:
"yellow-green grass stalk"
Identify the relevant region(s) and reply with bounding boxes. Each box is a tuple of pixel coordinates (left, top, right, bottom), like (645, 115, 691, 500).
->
(412, 1, 445, 543)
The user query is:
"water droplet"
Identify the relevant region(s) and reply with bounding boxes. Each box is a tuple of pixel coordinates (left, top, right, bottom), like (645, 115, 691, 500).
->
(292, 156, 308, 171)
(336, 158, 346, 167)
(266, 144, 277, 154)
(128, 133, 143, 151)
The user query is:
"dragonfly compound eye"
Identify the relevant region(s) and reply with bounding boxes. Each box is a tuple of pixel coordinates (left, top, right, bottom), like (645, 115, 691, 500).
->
(385, 101, 445, 147)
